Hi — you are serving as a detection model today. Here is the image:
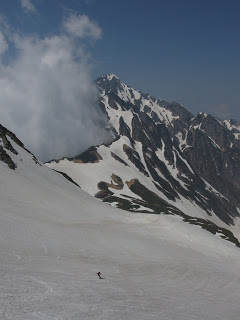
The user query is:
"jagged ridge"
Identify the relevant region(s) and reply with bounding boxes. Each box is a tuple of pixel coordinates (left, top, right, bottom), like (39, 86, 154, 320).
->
(47, 74, 240, 236)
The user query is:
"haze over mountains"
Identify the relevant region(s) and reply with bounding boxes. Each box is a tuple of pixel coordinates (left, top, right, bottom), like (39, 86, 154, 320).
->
(1, 74, 240, 319)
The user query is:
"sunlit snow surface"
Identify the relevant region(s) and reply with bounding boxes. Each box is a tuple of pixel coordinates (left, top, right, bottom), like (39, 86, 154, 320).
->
(1, 144, 240, 319)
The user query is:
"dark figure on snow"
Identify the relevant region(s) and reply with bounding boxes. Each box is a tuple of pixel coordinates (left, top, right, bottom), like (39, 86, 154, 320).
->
(97, 272, 103, 279)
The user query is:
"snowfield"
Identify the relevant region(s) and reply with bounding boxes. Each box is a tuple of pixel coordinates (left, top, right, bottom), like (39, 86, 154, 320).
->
(1, 142, 240, 319)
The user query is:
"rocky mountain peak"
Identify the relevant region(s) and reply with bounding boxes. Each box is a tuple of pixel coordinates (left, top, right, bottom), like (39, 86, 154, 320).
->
(48, 74, 240, 231)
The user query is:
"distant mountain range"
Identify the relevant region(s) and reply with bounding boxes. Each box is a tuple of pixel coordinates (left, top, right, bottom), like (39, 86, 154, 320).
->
(43, 74, 240, 245)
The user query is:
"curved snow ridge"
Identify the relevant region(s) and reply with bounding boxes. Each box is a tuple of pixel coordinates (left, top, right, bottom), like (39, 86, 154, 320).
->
(47, 137, 171, 203)
(46, 141, 224, 224)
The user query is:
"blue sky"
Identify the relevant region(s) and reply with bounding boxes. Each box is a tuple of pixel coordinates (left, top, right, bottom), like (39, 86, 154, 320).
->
(0, 0, 239, 121)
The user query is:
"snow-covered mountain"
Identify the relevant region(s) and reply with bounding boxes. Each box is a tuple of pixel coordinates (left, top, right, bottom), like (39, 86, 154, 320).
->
(47, 74, 240, 235)
(2, 120, 240, 319)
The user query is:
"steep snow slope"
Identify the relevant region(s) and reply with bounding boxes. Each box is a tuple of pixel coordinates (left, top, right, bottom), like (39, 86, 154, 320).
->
(1, 129, 240, 319)
(47, 138, 227, 226)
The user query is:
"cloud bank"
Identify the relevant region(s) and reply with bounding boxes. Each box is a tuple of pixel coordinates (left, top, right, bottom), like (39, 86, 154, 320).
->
(0, 15, 111, 162)
(64, 14, 102, 39)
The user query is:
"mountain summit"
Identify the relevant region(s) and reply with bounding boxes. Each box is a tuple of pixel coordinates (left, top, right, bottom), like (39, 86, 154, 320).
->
(47, 74, 240, 235)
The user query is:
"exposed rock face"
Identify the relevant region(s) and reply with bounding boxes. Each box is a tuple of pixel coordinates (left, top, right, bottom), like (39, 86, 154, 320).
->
(0, 124, 42, 168)
(0, 145, 16, 170)
(95, 174, 124, 199)
(70, 147, 102, 164)
(0, 124, 78, 188)
(95, 74, 240, 225)
(47, 74, 240, 229)
(182, 114, 240, 210)
(0, 124, 22, 169)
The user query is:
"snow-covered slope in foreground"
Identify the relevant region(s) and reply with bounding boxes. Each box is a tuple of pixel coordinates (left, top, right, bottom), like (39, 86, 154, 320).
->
(1, 141, 240, 319)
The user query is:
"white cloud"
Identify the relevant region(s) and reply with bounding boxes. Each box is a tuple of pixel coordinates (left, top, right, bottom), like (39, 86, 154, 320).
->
(20, 0, 36, 13)
(64, 14, 102, 39)
(0, 31, 8, 55)
(0, 16, 110, 162)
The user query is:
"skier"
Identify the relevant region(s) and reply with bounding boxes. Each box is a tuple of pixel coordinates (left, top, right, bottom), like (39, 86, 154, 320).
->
(97, 272, 103, 279)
